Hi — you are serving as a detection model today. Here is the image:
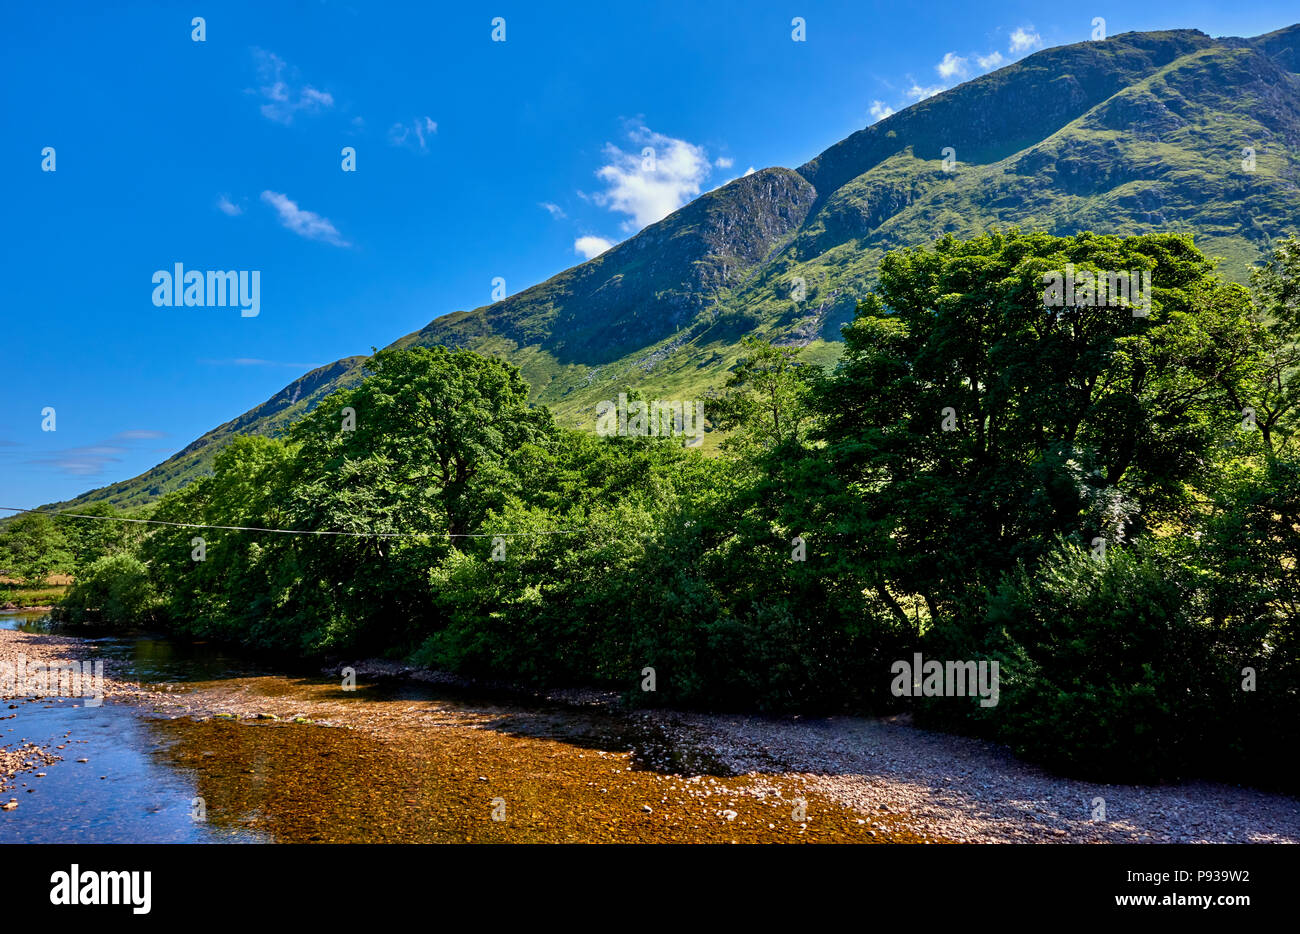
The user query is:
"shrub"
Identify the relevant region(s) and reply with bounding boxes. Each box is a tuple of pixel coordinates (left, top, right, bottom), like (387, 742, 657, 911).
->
(976, 537, 1271, 783)
(56, 553, 160, 627)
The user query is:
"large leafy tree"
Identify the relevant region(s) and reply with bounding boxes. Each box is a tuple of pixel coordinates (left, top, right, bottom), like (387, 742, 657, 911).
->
(277, 347, 557, 650)
(142, 434, 298, 642)
(142, 349, 558, 651)
(289, 346, 556, 540)
(818, 230, 1260, 621)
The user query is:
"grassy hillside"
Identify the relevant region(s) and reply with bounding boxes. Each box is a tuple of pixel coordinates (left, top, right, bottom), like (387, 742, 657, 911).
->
(53, 25, 1300, 512)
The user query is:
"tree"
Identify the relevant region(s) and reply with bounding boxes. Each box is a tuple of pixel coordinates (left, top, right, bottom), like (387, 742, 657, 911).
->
(817, 230, 1260, 621)
(978, 536, 1269, 783)
(57, 553, 159, 626)
(1226, 235, 1300, 460)
(290, 346, 557, 540)
(709, 338, 820, 456)
(56, 502, 139, 572)
(0, 512, 74, 585)
(141, 434, 298, 642)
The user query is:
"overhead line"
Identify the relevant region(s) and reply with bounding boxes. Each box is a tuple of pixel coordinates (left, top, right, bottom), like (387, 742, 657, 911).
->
(0, 506, 582, 539)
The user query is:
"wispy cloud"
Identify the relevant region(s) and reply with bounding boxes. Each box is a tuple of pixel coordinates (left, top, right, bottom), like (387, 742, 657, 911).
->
(977, 51, 1005, 70)
(260, 191, 349, 247)
(714, 156, 734, 169)
(388, 116, 438, 151)
(44, 459, 119, 477)
(587, 123, 714, 232)
(869, 100, 895, 122)
(216, 194, 243, 216)
(574, 236, 614, 259)
(1010, 27, 1043, 54)
(539, 202, 566, 220)
(251, 48, 334, 124)
(24, 431, 167, 477)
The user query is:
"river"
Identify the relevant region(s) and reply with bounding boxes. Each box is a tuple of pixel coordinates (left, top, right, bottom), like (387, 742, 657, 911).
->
(0, 609, 908, 843)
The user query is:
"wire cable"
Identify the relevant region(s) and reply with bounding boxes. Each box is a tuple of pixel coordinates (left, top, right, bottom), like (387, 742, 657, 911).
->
(0, 506, 582, 539)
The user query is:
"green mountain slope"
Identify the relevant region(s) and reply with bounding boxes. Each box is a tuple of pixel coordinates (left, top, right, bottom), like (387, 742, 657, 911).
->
(58, 25, 1300, 511)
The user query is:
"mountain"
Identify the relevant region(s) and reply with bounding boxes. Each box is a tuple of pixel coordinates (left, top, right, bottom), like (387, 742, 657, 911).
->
(59, 25, 1300, 510)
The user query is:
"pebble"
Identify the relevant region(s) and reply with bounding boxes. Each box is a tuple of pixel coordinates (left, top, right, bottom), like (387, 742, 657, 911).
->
(4, 629, 1295, 844)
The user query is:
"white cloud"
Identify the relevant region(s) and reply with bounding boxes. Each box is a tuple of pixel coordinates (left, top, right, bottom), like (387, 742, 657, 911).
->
(389, 116, 438, 151)
(574, 236, 615, 259)
(977, 51, 1005, 70)
(907, 80, 946, 102)
(869, 100, 895, 122)
(1010, 27, 1043, 54)
(539, 202, 566, 219)
(936, 52, 969, 81)
(743, 167, 755, 176)
(260, 191, 349, 247)
(590, 124, 713, 232)
(216, 195, 243, 216)
(251, 49, 334, 124)
(714, 156, 734, 168)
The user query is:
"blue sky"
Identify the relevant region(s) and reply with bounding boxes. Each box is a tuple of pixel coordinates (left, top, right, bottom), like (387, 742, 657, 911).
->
(3, 0, 1297, 508)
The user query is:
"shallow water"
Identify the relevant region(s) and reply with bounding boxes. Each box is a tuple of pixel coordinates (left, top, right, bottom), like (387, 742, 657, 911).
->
(0, 610, 911, 843)
(0, 701, 262, 843)
(0, 609, 55, 633)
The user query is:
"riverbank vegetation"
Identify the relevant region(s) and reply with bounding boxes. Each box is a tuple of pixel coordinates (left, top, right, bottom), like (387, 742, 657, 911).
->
(10, 231, 1298, 791)
(0, 581, 69, 608)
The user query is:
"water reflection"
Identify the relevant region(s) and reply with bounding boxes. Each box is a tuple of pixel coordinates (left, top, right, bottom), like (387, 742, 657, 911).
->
(0, 609, 55, 633)
(0, 701, 263, 843)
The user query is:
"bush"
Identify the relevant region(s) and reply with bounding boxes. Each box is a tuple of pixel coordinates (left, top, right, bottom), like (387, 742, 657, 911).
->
(1195, 457, 1300, 791)
(56, 553, 160, 627)
(974, 538, 1271, 784)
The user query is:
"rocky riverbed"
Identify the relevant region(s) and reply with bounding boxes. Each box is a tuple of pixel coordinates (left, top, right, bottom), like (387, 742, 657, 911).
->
(2, 625, 1296, 843)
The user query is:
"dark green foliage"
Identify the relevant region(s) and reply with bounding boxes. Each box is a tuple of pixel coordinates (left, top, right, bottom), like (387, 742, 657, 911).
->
(54, 502, 143, 573)
(56, 553, 160, 627)
(1193, 456, 1300, 789)
(818, 230, 1258, 621)
(140, 348, 554, 654)
(0, 513, 74, 585)
(141, 434, 304, 647)
(970, 538, 1270, 783)
(416, 431, 704, 687)
(1238, 236, 1300, 459)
